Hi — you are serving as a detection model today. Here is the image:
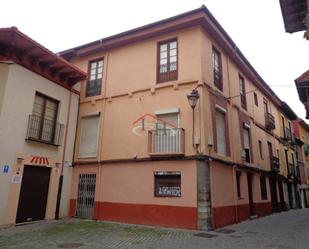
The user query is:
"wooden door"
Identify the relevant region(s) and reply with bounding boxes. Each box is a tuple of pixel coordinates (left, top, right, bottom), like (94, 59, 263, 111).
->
(16, 166, 51, 223)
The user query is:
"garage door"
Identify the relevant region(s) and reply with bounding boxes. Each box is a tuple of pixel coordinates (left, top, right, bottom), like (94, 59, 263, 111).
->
(16, 166, 51, 223)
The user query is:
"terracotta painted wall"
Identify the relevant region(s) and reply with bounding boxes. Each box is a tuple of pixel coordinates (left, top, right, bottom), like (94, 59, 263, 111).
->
(71, 26, 207, 163)
(69, 24, 291, 171)
(211, 161, 272, 228)
(70, 160, 197, 229)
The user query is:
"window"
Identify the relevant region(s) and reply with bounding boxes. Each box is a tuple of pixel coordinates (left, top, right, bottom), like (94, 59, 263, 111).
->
(254, 92, 258, 106)
(154, 171, 181, 197)
(282, 116, 286, 137)
(156, 113, 179, 129)
(260, 175, 267, 200)
(284, 149, 289, 173)
(154, 113, 181, 153)
(239, 75, 247, 109)
(30, 93, 59, 143)
(258, 140, 263, 159)
(291, 153, 295, 166)
(212, 47, 222, 90)
(79, 114, 100, 158)
(86, 59, 103, 97)
(243, 127, 251, 163)
(157, 40, 178, 83)
(236, 171, 241, 198)
(263, 100, 268, 114)
(215, 109, 227, 155)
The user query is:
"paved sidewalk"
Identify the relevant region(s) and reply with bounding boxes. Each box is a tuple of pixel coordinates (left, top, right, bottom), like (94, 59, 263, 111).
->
(1, 209, 309, 249)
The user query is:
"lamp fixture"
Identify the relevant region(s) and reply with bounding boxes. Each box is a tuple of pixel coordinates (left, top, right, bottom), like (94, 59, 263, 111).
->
(187, 89, 199, 109)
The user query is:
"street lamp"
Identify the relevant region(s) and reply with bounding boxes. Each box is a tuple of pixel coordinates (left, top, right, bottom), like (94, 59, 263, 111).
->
(187, 89, 199, 109)
(187, 89, 200, 153)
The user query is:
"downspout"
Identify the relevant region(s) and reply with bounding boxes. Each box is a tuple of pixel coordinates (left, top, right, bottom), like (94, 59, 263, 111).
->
(55, 89, 73, 219)
(232, 165, 239, 223)
(96, 50, 109, 219)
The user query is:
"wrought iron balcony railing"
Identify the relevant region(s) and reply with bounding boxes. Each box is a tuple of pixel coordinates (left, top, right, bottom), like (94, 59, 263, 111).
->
(281, 128, 296, 146)
(86, 79, 102, 97)
(288, 163, 296, 178)
(148, 128, 184, 156)
(265, 112, 275, 131)
(26, 114, 64, 146)
(304, 144, 309, 155)
(270, 156, 280, 172)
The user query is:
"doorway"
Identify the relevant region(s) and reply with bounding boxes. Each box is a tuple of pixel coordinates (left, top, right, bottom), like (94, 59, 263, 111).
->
(76, 174, 96, 218)
(16, 166, 51, 223)
(278, 180, 285, 211)
(247, 173, 255, 216)
(269, 176, 279, 212)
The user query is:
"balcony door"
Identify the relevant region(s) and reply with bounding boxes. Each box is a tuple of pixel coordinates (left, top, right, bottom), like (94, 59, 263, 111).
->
(31, 93, 58, 143)
(155, 113, 180, 153)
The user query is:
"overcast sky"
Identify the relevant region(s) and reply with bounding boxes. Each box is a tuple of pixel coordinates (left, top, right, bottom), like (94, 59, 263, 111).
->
(1, 0, 308, 119)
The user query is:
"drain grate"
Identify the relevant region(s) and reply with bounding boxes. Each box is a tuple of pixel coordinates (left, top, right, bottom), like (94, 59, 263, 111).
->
(58, 243, 83, 248)
(215, 228, 235, 234)
(194, 233, 218, 238)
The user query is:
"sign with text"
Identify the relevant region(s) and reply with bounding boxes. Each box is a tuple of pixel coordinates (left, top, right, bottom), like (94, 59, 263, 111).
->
(12, 175, 22, 184)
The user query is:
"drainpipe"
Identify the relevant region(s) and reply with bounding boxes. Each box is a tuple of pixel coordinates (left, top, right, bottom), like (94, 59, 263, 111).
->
(232, 165, 239, 223)
(55, 89, 73, 219)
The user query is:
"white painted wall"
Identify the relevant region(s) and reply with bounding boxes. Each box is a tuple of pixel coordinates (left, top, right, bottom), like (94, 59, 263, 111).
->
(0, 63, 79, 225)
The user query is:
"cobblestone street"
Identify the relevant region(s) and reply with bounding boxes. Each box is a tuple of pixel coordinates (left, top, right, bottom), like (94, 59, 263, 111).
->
(1, 209, 309, 249)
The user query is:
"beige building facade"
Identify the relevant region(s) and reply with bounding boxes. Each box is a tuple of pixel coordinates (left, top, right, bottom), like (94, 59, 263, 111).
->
(0, 28, 85, 226)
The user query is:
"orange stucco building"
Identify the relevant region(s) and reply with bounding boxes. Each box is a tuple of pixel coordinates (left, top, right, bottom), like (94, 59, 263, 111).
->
(60, 6, 306, 229)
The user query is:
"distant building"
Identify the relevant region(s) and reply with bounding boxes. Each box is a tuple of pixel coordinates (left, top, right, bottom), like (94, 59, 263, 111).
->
(295, 70, 309, 118)
(293, 118, 309, 208)
(0, 27, 86, 225)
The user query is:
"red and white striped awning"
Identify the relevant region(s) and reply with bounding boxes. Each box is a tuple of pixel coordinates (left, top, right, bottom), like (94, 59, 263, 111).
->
(30, 156, 49, 166)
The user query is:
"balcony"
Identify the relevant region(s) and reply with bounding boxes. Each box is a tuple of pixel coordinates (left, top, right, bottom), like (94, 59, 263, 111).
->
(270, 156, 280, 172)
(281, 128, 296, 146)
(148, 128, 184, 156)
(265, 112, 275, 131)
(26, 114, 64, 146)
(242, 148, 250, 163)
(288, 163, 296, 178)
(304, 144, 309, 155)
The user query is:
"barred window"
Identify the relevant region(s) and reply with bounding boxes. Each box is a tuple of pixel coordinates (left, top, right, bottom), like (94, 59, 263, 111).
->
(154, 171, 181, 197)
